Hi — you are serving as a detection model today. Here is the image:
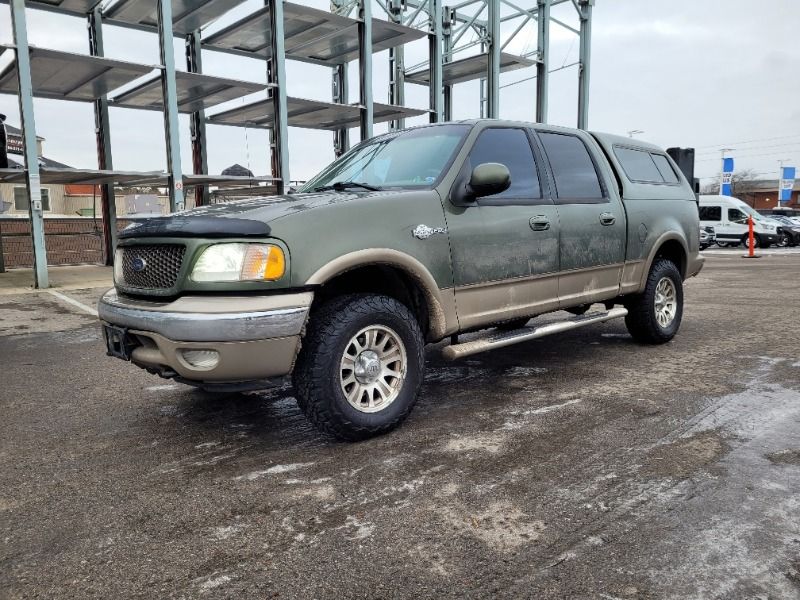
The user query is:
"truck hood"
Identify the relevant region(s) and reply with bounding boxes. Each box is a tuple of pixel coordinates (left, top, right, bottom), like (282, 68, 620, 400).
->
(118, 191, 390, 239)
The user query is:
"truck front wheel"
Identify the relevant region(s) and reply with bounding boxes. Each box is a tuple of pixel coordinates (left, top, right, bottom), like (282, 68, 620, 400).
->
(293, 294, 425, 441)
(624, 259, 683, 344)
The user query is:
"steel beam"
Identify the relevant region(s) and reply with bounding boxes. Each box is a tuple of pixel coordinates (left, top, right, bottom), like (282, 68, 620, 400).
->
(332, 63, 349, 156)
(535, 0, 549, 123)
(267, 0, 290, 192)
(577, 0, 593, 129)
(157, 0, 185, 211)
(88, 7, 117, 265)
(10, 0, 48, 288)
(186, 30, 209, 206)
(486, 0, 500, 118)
(388, 0, 405, 129)
(331, 0, 350, 155)
(428, 0, 443, 122)
(358, 0, 374, 140)
(442, 6, 453, 120)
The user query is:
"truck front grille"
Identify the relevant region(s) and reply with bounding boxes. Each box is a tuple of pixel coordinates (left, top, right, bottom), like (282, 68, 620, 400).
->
(120, 244, 185, 290)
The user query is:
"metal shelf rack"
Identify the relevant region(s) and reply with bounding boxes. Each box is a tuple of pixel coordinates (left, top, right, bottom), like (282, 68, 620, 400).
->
(0, 0, 594, 288)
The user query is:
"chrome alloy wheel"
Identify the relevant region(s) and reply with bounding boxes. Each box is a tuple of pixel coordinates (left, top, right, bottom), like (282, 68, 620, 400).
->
(340, 325, 407, 413)
(654, 277, 677, 328)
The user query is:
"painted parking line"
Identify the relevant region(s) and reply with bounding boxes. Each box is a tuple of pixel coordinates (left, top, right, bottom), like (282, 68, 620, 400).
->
(46, 290, 99, 317)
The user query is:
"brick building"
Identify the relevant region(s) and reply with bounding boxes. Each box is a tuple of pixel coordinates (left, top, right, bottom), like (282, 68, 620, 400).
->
(733, 179, 800, 211)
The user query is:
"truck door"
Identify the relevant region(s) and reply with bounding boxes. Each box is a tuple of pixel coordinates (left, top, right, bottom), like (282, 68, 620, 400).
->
(535, 130, 626, 307)
(445, 126, 560, 330)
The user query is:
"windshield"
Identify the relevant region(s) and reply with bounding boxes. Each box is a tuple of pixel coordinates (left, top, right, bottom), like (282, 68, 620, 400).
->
(299, 124, 470, 193)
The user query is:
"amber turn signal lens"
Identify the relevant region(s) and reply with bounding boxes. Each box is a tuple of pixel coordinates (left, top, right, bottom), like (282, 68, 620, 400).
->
(241, 244, 285, 281)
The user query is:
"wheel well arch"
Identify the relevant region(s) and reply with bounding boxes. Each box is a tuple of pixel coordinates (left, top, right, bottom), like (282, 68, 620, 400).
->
(307, 252, 450, 341)
(651, 237, 687, 279)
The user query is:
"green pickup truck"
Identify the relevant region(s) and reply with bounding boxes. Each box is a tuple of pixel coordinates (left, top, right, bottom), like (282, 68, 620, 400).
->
(99, 120, 703, 440)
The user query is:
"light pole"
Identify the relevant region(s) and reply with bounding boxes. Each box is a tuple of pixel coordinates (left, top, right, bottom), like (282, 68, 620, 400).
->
(627, 129, 644, 138)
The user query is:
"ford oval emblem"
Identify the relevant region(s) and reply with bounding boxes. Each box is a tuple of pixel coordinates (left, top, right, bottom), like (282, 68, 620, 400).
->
(131, 257, 147, 272)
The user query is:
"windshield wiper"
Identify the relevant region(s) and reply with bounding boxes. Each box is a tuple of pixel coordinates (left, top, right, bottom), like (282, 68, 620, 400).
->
(310, 181, 382, 192)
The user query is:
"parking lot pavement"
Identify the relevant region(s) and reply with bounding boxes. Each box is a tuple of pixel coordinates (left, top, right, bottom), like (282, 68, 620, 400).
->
(2, 255, 800, 599)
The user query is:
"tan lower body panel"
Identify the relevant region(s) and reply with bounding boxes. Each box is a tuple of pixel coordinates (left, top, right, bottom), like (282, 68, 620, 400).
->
(557, 263, 624, 308)
(619, 260, 645, 295)
(129, 329, 300, 382)
(454, 274, 559, 331)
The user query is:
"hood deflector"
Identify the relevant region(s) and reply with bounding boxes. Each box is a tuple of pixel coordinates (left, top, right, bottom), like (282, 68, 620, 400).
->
(118, 216, 271, 239)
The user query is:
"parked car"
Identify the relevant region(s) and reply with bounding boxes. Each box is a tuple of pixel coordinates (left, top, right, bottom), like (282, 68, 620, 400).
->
(99, 121, 703, 440)
(768, 215, 800, 246)
(699, 195, 781, 248)
(699, 225, 716, 250)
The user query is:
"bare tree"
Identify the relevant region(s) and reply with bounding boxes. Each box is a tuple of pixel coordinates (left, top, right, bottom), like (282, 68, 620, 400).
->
(700, 168, 760, 195)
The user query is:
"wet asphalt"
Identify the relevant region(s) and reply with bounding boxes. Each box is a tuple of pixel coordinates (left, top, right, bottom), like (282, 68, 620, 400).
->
(1, 254, 800, 599)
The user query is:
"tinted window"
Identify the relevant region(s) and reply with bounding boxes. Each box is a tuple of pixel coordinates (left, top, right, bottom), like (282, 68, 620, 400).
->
(615, 147, 663, 182)
(539, 132, 604, 199)
(728, 208, 748, 224)
(699, 205, 721, 221)
(468, 128, 540, 199)
(651, 154, 680, 183)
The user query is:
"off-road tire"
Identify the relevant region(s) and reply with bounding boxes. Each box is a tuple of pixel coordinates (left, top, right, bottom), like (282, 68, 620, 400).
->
(293, 294, 425, 441)
(624, 259, 683, 344)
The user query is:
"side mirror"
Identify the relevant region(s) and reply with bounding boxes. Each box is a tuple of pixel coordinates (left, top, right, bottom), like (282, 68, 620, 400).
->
(469, 163, 511, 199)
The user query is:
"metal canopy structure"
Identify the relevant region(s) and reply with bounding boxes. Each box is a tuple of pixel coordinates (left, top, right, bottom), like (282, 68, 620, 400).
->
(0, 45, 154, 102)
(1, 0, 595, 288)
(110, 70, 267, 113)
(203, 3, 425, 66)
(208, 96, 426, 131)
(405, 52, 535, 86)
(103, 0, 248, 36)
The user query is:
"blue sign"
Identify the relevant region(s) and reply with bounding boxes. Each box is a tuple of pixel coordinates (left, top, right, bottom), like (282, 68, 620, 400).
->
(780, 166, 795, 203)
(721, 157, 734, 196)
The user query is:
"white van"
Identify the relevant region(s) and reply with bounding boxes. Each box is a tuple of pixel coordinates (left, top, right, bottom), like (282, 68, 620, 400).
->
(698, 195, 781, 248)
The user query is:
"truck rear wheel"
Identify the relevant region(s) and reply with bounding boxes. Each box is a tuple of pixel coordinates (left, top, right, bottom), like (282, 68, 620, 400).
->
(293, 294, 425, 441)
(624, 259, 683, 344)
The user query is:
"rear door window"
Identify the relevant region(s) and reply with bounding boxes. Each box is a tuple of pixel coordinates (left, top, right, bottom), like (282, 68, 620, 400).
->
(539, 132, 605, 202)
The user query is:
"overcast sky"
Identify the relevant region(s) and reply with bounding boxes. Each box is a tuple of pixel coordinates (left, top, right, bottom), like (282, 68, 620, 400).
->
(1, 0, 798, 185)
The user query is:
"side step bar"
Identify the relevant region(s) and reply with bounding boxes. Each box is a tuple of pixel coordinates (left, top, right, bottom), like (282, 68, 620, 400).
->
(442, 307, 629, 361)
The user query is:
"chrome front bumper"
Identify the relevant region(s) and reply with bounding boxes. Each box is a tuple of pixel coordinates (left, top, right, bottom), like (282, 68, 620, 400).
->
(98, 289, 313, 382)
(98, 289, 311, 342)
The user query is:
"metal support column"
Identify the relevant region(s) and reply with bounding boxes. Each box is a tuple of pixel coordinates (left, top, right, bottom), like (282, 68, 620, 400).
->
(428, 0, 443, 122)
(186, 30, 209, 206)
(268, 0, 290, 192)
(442, 6, 453, 121)
(358, 0, 373, 140)
(535, 0, 549, 123)
(577, 0, 593, 130)
(388, 0, 405, 130)
(486, 0, 500, 118)
(88, 7, 117, 264)
(332, 63, 349, 156)
(10, 0, 48, 287)
(157, 0, 185, 212)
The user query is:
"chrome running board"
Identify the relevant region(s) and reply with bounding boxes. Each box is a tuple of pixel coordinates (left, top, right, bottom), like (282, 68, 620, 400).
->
(442, 307, 629, 361)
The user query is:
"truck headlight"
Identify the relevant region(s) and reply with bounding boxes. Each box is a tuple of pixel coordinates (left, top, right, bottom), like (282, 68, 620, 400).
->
(191, 243, 285, 282)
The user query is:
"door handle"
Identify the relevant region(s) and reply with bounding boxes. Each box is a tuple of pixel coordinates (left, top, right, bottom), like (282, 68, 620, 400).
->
(599, 212, 616, 226)
(529, 216, 550, 231)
